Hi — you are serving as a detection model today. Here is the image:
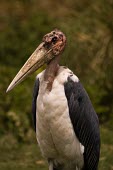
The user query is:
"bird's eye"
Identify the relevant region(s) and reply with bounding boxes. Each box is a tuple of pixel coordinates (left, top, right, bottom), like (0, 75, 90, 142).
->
(52, 36, 57, 44)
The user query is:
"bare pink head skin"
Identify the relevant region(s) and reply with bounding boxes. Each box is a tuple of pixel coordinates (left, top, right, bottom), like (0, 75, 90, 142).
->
(6, 29, 66, 92)
(43, 29, 66, 56)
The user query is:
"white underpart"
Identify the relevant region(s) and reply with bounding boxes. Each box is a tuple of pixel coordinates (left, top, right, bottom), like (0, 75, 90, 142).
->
(36, 66, 84, 170)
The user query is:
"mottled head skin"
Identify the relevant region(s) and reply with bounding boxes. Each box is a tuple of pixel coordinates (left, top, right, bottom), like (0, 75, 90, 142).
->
(43, 29, 66, 56)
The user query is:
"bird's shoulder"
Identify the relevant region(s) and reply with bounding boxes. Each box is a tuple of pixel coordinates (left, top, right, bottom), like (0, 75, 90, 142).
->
(36, 66, 79, 85)
(56, 66, 79, 84)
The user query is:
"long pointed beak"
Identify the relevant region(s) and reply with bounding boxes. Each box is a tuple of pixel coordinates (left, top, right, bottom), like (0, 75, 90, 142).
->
(6, 42, 52, 92)
(6, 29, 66, 92)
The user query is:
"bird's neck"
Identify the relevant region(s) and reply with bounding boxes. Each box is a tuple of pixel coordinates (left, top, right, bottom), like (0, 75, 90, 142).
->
(44, 55, 60, 91)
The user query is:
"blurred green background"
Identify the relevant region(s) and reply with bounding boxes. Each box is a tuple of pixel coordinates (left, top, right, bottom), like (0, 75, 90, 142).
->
(0, 0, 113, 169)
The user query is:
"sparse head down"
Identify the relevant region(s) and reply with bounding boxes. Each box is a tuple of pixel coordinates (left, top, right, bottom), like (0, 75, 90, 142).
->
(43, 29, 66, 56)
(6, 29, 66, 92)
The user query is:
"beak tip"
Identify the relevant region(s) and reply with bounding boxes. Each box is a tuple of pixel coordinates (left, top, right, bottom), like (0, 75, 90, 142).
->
(6, 85, 13, 93)
(6, 87, 10, 93)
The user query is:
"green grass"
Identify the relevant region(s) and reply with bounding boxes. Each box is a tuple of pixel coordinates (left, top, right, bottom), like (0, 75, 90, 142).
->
(99, 127, 113, 170)
(0, 133, 48, 170)
(0, 127, 113, 170)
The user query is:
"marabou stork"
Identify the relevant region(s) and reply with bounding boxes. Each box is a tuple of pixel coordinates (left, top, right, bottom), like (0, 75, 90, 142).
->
(7, 29, 100, 170)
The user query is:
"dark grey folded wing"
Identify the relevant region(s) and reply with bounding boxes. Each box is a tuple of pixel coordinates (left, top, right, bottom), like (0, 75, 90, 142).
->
(64, 77, 100, 170)
(32, 78, 40, 131)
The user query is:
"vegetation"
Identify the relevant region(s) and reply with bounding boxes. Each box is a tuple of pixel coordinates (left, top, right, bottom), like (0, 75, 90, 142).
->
(0, 0, 113, 169)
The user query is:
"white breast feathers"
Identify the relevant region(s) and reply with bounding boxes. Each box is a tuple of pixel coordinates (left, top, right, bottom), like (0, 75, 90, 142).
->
(36, 66, 84, 170)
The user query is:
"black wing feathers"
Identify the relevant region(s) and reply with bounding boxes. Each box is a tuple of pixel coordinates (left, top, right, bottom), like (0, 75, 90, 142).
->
(64, 77, 100, 170)
(32, 78, 40, 131)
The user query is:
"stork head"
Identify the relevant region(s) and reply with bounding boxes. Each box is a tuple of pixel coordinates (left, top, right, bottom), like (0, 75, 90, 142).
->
(6, 29, 66, 92)
(43, 29, 66, 56)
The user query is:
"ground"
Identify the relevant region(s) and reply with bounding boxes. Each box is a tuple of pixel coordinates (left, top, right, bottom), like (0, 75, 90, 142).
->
(0, 126, 113, 170)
